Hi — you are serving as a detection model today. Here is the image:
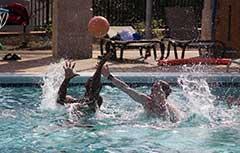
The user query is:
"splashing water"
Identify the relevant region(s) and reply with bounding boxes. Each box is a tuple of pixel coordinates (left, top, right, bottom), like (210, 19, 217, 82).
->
(40, 60, 65, 110)
(177, 65, 240, 126)
(178, 74, 215, 121)
(178, 65, 216, 121)
(181, 64, 213, 73)
(40, 61, 85, 122)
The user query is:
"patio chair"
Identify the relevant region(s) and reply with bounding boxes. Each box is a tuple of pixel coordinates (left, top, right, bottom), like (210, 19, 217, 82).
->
(163, 7, 226, 59)
(100, 26, 165, 60)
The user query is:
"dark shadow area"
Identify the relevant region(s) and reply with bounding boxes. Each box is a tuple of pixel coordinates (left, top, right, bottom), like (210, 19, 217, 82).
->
(0, 56, 54, 72)
(107, 57, 148, 64)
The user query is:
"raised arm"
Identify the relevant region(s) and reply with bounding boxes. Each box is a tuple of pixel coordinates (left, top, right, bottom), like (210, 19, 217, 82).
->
(101, 65, 150, 105)
(57, 61, 79, 105)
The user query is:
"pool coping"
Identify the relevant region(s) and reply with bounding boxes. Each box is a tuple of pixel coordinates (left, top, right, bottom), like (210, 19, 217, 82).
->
(0, 72, 240, 87)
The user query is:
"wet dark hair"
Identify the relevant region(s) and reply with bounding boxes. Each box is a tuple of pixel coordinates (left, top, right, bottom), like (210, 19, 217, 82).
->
(153, 80, 172, 97)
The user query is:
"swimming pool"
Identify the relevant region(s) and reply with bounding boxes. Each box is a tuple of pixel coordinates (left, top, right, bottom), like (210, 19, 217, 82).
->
(0, 72, 240, 153)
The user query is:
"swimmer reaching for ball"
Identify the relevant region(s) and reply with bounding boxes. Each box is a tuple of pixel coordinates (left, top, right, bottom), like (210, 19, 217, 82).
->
(57, 52, 112, 117)
(100, 64, 180, 123)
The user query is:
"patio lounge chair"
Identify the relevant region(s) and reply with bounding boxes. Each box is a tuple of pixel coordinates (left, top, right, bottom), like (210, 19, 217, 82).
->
(163, 7, 226, 59)
(100, 26, 165, 60)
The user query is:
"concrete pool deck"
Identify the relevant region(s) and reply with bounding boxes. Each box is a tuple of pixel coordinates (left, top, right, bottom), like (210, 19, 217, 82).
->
(0, 47, 239, 74)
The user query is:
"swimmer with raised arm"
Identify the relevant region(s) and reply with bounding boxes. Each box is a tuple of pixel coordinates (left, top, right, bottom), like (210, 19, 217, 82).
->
(57, 53, 111, 117)
(101, 64, 180, 123)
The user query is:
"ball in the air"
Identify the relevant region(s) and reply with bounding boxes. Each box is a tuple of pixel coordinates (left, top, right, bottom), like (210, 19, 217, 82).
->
(88, 16, 109, 38)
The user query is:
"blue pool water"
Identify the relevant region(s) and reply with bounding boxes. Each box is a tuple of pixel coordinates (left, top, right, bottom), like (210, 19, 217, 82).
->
(0, 73, 240, 153)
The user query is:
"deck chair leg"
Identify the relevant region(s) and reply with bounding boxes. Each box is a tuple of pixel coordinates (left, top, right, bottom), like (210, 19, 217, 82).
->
(145, 47, 151, 59)
(173, 44, 178, 59)
(181, 46, 186, 59)
(105, 42, 111, 54)
(221, 48, 226, 58)
(198, 48, 202, 57)
(153, 46, 157, 60)
(120, 46, 124, 60)
(159, 42, 165, 60)
(206, 48, 210, 57)
(107, 43, 117, 59)
(100, 39, 104, 55)
(112, 44, 117, 59)
(139, 47, 143, 57)
(165, 42, 171, 59)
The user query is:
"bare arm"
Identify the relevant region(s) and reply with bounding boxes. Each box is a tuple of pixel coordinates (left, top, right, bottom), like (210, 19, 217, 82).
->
(111, 76, 150, 105)
(58, 78, 69, 104)
(167, 103, 180, 123)
(57, 61, 79, 105)
(101, 65, 150, 105)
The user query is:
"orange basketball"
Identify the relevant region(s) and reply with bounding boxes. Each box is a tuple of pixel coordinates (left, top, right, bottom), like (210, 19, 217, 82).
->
(88, 16, 110, 38)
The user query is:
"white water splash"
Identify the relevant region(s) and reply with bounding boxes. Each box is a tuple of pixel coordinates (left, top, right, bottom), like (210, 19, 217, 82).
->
(177, 65, 240, 126)
(65, 103, 85, 122)
(40, 61, 86, 122)
(178, 65, 216, 121)
(40, 60, 65, 110)
(181, 64, 212, 73)
(178, 75, 215, 120)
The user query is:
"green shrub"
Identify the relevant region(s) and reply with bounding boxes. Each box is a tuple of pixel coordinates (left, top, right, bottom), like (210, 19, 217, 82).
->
(134, 19, 164, 38)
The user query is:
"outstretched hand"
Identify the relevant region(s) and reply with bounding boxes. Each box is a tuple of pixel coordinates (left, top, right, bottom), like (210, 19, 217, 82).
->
(63, 61, 79, 80)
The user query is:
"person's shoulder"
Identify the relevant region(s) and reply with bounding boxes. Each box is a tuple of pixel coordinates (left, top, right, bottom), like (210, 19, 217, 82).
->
(167, 101, 178, 112)
(142, 96, 152, 107)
